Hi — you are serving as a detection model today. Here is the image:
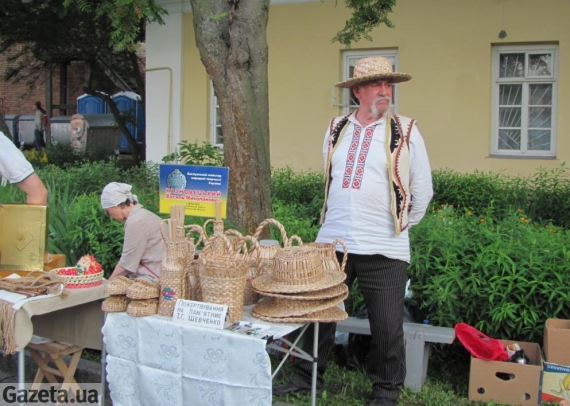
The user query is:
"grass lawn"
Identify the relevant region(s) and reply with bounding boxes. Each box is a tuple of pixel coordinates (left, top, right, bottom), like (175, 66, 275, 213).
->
(271, 344, 554, 406)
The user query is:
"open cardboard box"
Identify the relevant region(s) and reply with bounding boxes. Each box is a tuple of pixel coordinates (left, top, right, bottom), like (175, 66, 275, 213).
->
(0, 254, 66, 278)
(469, 340, 543, 406)
(541, 361, 570, 403)
(544, 319, 570, 366)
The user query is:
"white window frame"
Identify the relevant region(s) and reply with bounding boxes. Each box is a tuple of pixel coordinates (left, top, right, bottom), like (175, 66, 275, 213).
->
(491, 44, 558, 158)
(209, 81, 223, 148)
(335, 49, 399, 115)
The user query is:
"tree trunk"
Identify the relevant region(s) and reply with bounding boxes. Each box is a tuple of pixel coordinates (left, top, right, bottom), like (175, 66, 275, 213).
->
(190, 0, 272, 235)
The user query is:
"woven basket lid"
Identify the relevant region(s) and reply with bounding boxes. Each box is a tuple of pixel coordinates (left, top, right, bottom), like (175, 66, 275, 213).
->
(253, 290, 348, 317)
(255, 283, 348, 300)
(252, 245, 346, 293)
(252, 305, 348, 323)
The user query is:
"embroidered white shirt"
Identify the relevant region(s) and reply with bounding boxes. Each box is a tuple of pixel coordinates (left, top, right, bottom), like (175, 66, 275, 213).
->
(316, 114, 433, 262)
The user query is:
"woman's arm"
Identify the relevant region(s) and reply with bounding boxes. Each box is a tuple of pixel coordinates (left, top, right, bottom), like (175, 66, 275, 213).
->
(109, 264, 130, 280)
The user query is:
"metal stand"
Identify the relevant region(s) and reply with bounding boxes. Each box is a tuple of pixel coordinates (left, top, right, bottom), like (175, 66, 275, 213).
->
(266, 322, 320, 406)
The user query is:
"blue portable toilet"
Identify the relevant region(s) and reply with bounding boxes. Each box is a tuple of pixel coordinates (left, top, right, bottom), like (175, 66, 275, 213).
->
(111, 91, 144, 153)
(77, 94, 107, 114)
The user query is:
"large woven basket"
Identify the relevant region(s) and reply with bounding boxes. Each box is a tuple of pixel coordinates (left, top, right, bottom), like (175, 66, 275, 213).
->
(48, 268, 103, 289)
(199, 233, 260, 322)
(199, 273, 247, 323)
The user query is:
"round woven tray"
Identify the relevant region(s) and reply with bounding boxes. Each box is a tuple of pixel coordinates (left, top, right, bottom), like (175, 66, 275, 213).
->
(252, 270, 346, 294)
(126, 280, 160, 299)
(48, 268, 103, 289)
(255, 283, 348, 300)
(252, 305, 348, 323)
(104, 276, 134, 296)
(253, 289, 348, 317)
(101, 296, 128, 312)
(127, 299, 158, 317)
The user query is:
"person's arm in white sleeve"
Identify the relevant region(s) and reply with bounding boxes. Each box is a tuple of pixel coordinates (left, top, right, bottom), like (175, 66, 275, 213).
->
(408, 124, 434, 227)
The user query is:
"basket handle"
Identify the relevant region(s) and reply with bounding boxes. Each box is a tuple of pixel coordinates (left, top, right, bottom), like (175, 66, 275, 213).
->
(237, 235, 261, 265)
(286, 235, 304, 247)
(203, 219, 225, 236)
(202, 232, 234, 255)
(331, 238, 348, 273)
(183, 224, 206, 246)
(252, 218, 288, 245)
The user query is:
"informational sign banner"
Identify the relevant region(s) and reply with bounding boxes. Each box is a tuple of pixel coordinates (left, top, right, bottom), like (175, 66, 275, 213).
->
(159, 164, 229, 218)
(173, 299, 228, 330)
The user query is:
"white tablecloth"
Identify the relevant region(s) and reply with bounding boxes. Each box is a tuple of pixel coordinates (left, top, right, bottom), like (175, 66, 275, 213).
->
(103, 312, 273, 406)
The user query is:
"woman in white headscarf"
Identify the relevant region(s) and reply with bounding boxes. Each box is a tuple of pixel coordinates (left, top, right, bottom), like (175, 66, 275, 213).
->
(101, 182, 165, 282)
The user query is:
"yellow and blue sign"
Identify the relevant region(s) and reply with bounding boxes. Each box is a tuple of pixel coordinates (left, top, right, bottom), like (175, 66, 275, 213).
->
(159, 164, 229, 218)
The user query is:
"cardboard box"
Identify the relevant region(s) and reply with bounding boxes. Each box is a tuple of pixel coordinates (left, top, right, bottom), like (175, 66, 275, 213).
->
(0, 204, 49, 271)
(469, 340, 543, 406)
(541, 361, 570, 403)
(544, 319, 570, 366)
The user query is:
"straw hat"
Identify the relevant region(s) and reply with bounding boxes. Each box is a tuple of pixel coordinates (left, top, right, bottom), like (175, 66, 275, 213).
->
(251, 246, 346, 293)
(253, 289, 348, 318)
(254, 282, 348, 300)
(253, 305, 348, 323)
(336, 56, 412, 88)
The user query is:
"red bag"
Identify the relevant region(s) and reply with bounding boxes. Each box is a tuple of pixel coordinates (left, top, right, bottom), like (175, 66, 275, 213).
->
(43, 115, 49, 128)
(454, 322, 508, 361)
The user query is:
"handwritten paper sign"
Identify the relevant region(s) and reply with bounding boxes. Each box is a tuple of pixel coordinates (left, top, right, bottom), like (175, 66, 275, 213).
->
(172, 299, 228, 330)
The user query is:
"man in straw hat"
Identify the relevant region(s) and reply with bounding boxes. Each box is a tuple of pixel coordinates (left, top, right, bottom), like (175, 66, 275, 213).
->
(273, 56, 433, 405)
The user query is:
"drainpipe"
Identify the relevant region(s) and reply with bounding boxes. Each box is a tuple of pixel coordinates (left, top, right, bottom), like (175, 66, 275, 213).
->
(145, 66, 173, 155)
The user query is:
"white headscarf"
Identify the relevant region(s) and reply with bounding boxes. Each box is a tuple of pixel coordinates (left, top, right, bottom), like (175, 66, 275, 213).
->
(100, 182, 138, 209)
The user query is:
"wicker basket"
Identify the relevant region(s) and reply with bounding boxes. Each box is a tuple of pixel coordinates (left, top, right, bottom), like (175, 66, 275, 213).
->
(307, 238, 348, 273)
(48, 268, 103, 289)
(188, 259, 202, 301)
(126, 280, 160, 299)
(199, 233, 260, 322)
(127, 299, 158, 317)
(199, 273, 247, 323)
(104, 276, 134, 296)
(158, 243, 187, 317)
(101, 296, 128, 312)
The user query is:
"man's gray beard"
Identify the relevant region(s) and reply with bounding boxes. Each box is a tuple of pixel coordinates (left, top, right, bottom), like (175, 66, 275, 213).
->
(370, 97, 394, 118)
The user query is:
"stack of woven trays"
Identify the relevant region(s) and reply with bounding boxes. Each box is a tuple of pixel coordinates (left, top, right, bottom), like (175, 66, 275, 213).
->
(251, 244, 349, 323)
(102, 277, 160, 317)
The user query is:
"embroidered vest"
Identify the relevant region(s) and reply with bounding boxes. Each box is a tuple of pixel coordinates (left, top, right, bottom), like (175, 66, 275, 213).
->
(320, 113, 416, 235)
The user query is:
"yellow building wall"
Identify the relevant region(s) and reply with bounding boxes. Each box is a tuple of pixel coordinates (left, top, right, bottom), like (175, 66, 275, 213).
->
(181, 0, 570, 176)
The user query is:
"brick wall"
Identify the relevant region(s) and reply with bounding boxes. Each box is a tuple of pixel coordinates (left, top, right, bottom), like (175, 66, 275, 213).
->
(0, 50, 86, 118)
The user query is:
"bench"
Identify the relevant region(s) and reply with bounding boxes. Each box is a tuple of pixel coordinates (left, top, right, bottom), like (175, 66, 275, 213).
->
(336, 317, 456, 392)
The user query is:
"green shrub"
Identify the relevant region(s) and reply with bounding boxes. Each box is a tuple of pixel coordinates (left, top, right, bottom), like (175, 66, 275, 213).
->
(162, 140, 224, 166)
(409, 205, 570, 343)
(271, 166, 324, 221)
(432, 164, 570, 228)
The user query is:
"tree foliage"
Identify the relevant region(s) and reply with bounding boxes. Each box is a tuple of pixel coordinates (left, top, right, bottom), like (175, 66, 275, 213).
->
(333, 0, 397, 46)
(0, 0, 168, 162)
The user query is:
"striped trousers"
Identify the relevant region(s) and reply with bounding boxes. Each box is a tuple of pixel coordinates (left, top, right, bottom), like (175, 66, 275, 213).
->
(290, 252, 408, 401)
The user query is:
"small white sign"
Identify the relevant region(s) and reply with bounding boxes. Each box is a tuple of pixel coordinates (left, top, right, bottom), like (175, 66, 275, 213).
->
(172, 299, 228, 330)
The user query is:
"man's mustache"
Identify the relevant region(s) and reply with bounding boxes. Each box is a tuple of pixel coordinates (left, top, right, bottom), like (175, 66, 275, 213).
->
(374, 96, 392, 103)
